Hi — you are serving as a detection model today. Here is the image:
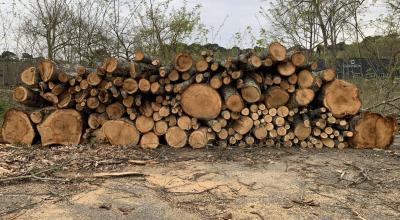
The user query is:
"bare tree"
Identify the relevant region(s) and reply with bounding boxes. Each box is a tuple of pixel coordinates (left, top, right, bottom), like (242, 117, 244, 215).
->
(22, 0, 76, 60)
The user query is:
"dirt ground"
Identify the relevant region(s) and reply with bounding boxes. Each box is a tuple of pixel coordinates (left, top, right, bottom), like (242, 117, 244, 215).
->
(0, 137, 399, 220)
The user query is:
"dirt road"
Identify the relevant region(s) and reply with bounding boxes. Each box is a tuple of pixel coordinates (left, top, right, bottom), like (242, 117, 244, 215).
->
(0, 137, 399, 219)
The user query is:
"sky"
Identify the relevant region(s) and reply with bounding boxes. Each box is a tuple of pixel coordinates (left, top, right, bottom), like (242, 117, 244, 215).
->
(0, 0, 392, 52)
(172, 0, 389, 48)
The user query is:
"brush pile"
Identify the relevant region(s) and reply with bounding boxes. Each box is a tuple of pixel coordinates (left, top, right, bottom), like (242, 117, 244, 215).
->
(2, 42, 398, 149)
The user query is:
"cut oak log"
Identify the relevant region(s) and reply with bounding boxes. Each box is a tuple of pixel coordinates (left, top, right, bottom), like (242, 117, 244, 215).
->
(2, 109, 36, 144)
(101, 119, 140, 145)
(264, 86, 289, 109)
(13, 86, 46, 107)
(349, 112, 397, 149)
(20, 67, 39, 86)
(181, 84, 222, 119)
(37, 109, 82, 146)
(222, 86, 244, 112)
(268, 42, 286, 61)
(321, 80, 361, 118)
(140, 132, 159, 149)
(241, 77, 262, 103)
(189, 128, 208, 149)
(174, 53, 193, 72)
(165, 126, 187, 148)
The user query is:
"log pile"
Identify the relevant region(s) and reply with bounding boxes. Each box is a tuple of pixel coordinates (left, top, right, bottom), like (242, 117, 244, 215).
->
(2, 42, 398, 149)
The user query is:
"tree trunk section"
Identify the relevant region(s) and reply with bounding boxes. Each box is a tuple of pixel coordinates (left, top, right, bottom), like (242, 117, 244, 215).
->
(37, 109, 82, 146)
(2, 109, 36, 144)
(181, 84, 222, 119)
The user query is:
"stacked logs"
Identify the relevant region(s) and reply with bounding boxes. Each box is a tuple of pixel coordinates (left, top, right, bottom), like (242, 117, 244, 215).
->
(2, 42, 398, 149)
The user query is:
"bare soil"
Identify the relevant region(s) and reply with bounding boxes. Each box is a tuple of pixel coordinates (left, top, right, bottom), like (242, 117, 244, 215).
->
(0, 137, 399, 220)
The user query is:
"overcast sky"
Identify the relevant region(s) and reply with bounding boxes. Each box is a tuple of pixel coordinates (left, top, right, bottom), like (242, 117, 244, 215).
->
(172, 0, 389, 48)
(0, 0, 391, 51)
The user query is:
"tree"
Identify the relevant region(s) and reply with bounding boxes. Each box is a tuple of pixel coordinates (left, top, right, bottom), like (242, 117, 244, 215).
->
(133, 0, 206, 61)
(22, 0, 76, 60)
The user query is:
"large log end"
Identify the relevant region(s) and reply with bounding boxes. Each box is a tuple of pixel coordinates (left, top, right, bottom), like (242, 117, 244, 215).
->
(323, 80, 361, 118)
(181, 84, 222, 119)
(37, 109, 82, 146)
(2, 109, 36, 145)
(101, 119, 140, 146)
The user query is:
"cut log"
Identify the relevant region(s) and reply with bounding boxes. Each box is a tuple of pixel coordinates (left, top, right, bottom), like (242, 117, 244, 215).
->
(290, 51, 306, 67)
(210, 75, 223, 89)
(195, 60, 208, 72)
(58, 92, 75, 108)
(140, 132, 159, 149)
(181, 84, 222, 119)
(297, 70, 315, 88)
(277, 61, 296, 76)
(41, 92, 59, 104)
(189, 129, 208, 149)
(349, 112, 398, 149)
(106, 102, 125, 119)
(315, 68, 336, 82)
(29, 107, 56, 124)
(101, 119, 140, 145)
(13, 86, 46, 107)
(321, 80, 361, 118)
(138, 78, 151, 92)
(122, 78, 138, 94)
(37, 109, 82, 146)
(38, 59, 59, 82)
(87, 97, 100, 109)
(232, 116, 253, 135)
(135, 115, 155, 133)
(177, 116, 192, 130)
(268, 42, 286, 61)
(222, 86, 244, 112)
(241, 77, 262, 103)
(134, 51, 153, 64)
(165, 126, 187, 148)
(264, 86, 289, 109)
(253, 125, 268, 140)
(87, 72, 102, 86)
(288, 88, 315, 108)
(20, 67, 39, 86)
(154, 121, 168, 136)
(101, 57, 118, 73)
(2, 109, 36, 144)
(174, 53, 193, 72)
(294, 121, 312, 141)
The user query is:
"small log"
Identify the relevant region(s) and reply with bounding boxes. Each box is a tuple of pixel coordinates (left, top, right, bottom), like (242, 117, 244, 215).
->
(101, 119, 140, 145)
(87, 72, 102, 86)
(288, 88, 315, 108)
(134, 51, 153, 64)
(106, 102, 125, 120)
(38, 59, 60, 82)
(181, 84, 222, 119)
(20, 67, 39, 86)
(177, 116, 192, 130)
(135, 115, 155, 133)
(315, 68, 336, 82)
(138, 78, 151, 92)
(294, 121, 312, 141)
(13, 86, 46, 107)
(154, 121, 168, 136)
(268, 42, 286, 61)
(232, 116, 254, 135)
(210, 74, 223, 89)
(174, 53, 193, 72)
(264, 86, 289, 109)
(2, 109, 36, 144)
(88, 113, 108, 129)
(165, 126, 187, 148)
(37, 109, 82, 146)
(241, 77, 262, 103)
(140, 132, 159, 149)
(277, 61, 296, 76)
(29, 107, 56, 124)
(122, 78, 138, 94)
(189, 128, 208, 149)
(195, 60, 209, 72)
(290, 51, 306, 67)
(253, 125, 268, 140)
(222, 86, 244, 112)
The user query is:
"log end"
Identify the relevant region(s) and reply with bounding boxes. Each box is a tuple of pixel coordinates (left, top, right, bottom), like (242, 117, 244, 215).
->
(323, 80, 361, 118)
(174, 53, 193, 72)
(102, 120, 140, 146)
(181, 84, 222, 119)
(2, 109, 35, 145)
